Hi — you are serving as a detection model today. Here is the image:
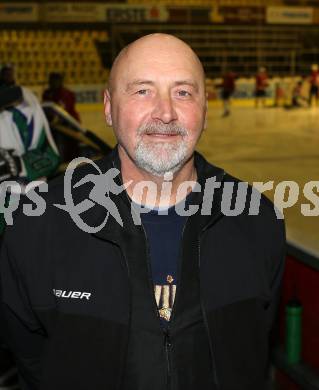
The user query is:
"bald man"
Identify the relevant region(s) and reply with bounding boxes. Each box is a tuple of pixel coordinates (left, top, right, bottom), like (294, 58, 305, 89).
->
(0, 34, 285, 390)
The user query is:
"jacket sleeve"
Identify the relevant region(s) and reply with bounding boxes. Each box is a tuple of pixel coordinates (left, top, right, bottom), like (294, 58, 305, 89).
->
(0, 231, 45, 389)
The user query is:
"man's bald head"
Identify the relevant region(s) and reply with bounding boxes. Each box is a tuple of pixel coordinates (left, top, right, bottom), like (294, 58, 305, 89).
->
(104, 33, 207, 178)
(108, 33, 205, 94)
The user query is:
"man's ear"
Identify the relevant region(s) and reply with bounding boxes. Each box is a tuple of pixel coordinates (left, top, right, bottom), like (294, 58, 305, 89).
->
(203, 96, 208, 130)
(104, 89, 112, 126)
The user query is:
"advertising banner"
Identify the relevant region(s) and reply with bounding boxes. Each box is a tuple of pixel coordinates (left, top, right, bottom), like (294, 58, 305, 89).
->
(266, 6, 313, 25)
(43, 3, 168, 23)
(0, 2, 39, 22)
(101, 4, 169, 23)
(43, 3, 101, 23)
(211, 6, 265, 24)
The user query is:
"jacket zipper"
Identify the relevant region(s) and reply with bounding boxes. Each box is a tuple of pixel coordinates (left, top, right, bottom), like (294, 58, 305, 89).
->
(119, 248, 132, 390)
(197, 180, 225, 390)
(198, 235, 220, 390)
(164, 330, 172, 389)
(140, 222, 172, 387)
(163, 217, 189, 389)
(198, 170, 225, 382)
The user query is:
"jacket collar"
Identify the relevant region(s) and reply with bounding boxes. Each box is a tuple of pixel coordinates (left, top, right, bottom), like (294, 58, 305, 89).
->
(90, 146, 226, 243)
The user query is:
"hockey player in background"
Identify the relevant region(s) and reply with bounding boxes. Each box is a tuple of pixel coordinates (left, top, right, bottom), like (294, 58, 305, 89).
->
(255, 67, 268, 108)
(218, 71, 236, 117)
(43, 72, 81, 121)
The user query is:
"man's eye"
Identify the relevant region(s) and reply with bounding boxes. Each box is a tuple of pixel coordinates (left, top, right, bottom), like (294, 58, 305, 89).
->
(136, 89, 148, 95)
(178, 90, 191, 97)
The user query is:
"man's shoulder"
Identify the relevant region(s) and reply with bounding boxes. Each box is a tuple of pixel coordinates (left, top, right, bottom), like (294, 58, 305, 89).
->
(196, 153, 281, 224)
(222, 172, 285, 245)
(223, 172, 276, 213)
(5, 153, 115, 238)
(45, 153, 115, 203)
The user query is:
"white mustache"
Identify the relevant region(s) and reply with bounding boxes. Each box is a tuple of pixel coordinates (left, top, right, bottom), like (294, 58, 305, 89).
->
(138, 122, 188, 137)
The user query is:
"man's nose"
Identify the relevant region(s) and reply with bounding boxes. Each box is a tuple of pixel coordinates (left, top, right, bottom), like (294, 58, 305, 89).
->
(151, 95, 178, 123)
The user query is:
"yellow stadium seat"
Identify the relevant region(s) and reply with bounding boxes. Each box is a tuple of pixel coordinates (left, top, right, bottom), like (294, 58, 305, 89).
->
(1, 29, 109, 85)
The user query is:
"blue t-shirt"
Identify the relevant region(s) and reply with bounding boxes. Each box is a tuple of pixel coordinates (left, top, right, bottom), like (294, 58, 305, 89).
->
(140, 203, 188, 326)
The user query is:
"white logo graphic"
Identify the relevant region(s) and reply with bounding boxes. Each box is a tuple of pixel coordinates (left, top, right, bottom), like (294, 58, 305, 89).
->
(1, 157, 319, 229)
(54, 157, 132, 233)
(53, 289, 91, 300)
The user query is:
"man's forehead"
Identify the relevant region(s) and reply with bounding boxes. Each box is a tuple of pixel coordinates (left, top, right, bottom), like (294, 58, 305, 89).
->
(118, 58, 203, 89)
(126, 34, 198, 61)
(126, 52, 199, 72)
(109, 34, 205, 91)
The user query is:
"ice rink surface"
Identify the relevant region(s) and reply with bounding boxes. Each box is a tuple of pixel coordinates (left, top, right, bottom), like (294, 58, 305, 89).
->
(79, 101, 319, 259)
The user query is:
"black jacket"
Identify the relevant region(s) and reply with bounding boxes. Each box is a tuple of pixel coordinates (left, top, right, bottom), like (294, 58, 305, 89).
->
(0, 149, 285, 390)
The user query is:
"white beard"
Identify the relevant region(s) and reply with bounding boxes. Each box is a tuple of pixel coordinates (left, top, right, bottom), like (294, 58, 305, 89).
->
(134, 122, 189, 177)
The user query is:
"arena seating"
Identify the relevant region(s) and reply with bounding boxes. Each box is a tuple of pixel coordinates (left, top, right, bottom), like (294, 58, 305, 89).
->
(0, 30, 109, 86)
(0, 25, 313, 83)
(108, 24, 306, 77)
